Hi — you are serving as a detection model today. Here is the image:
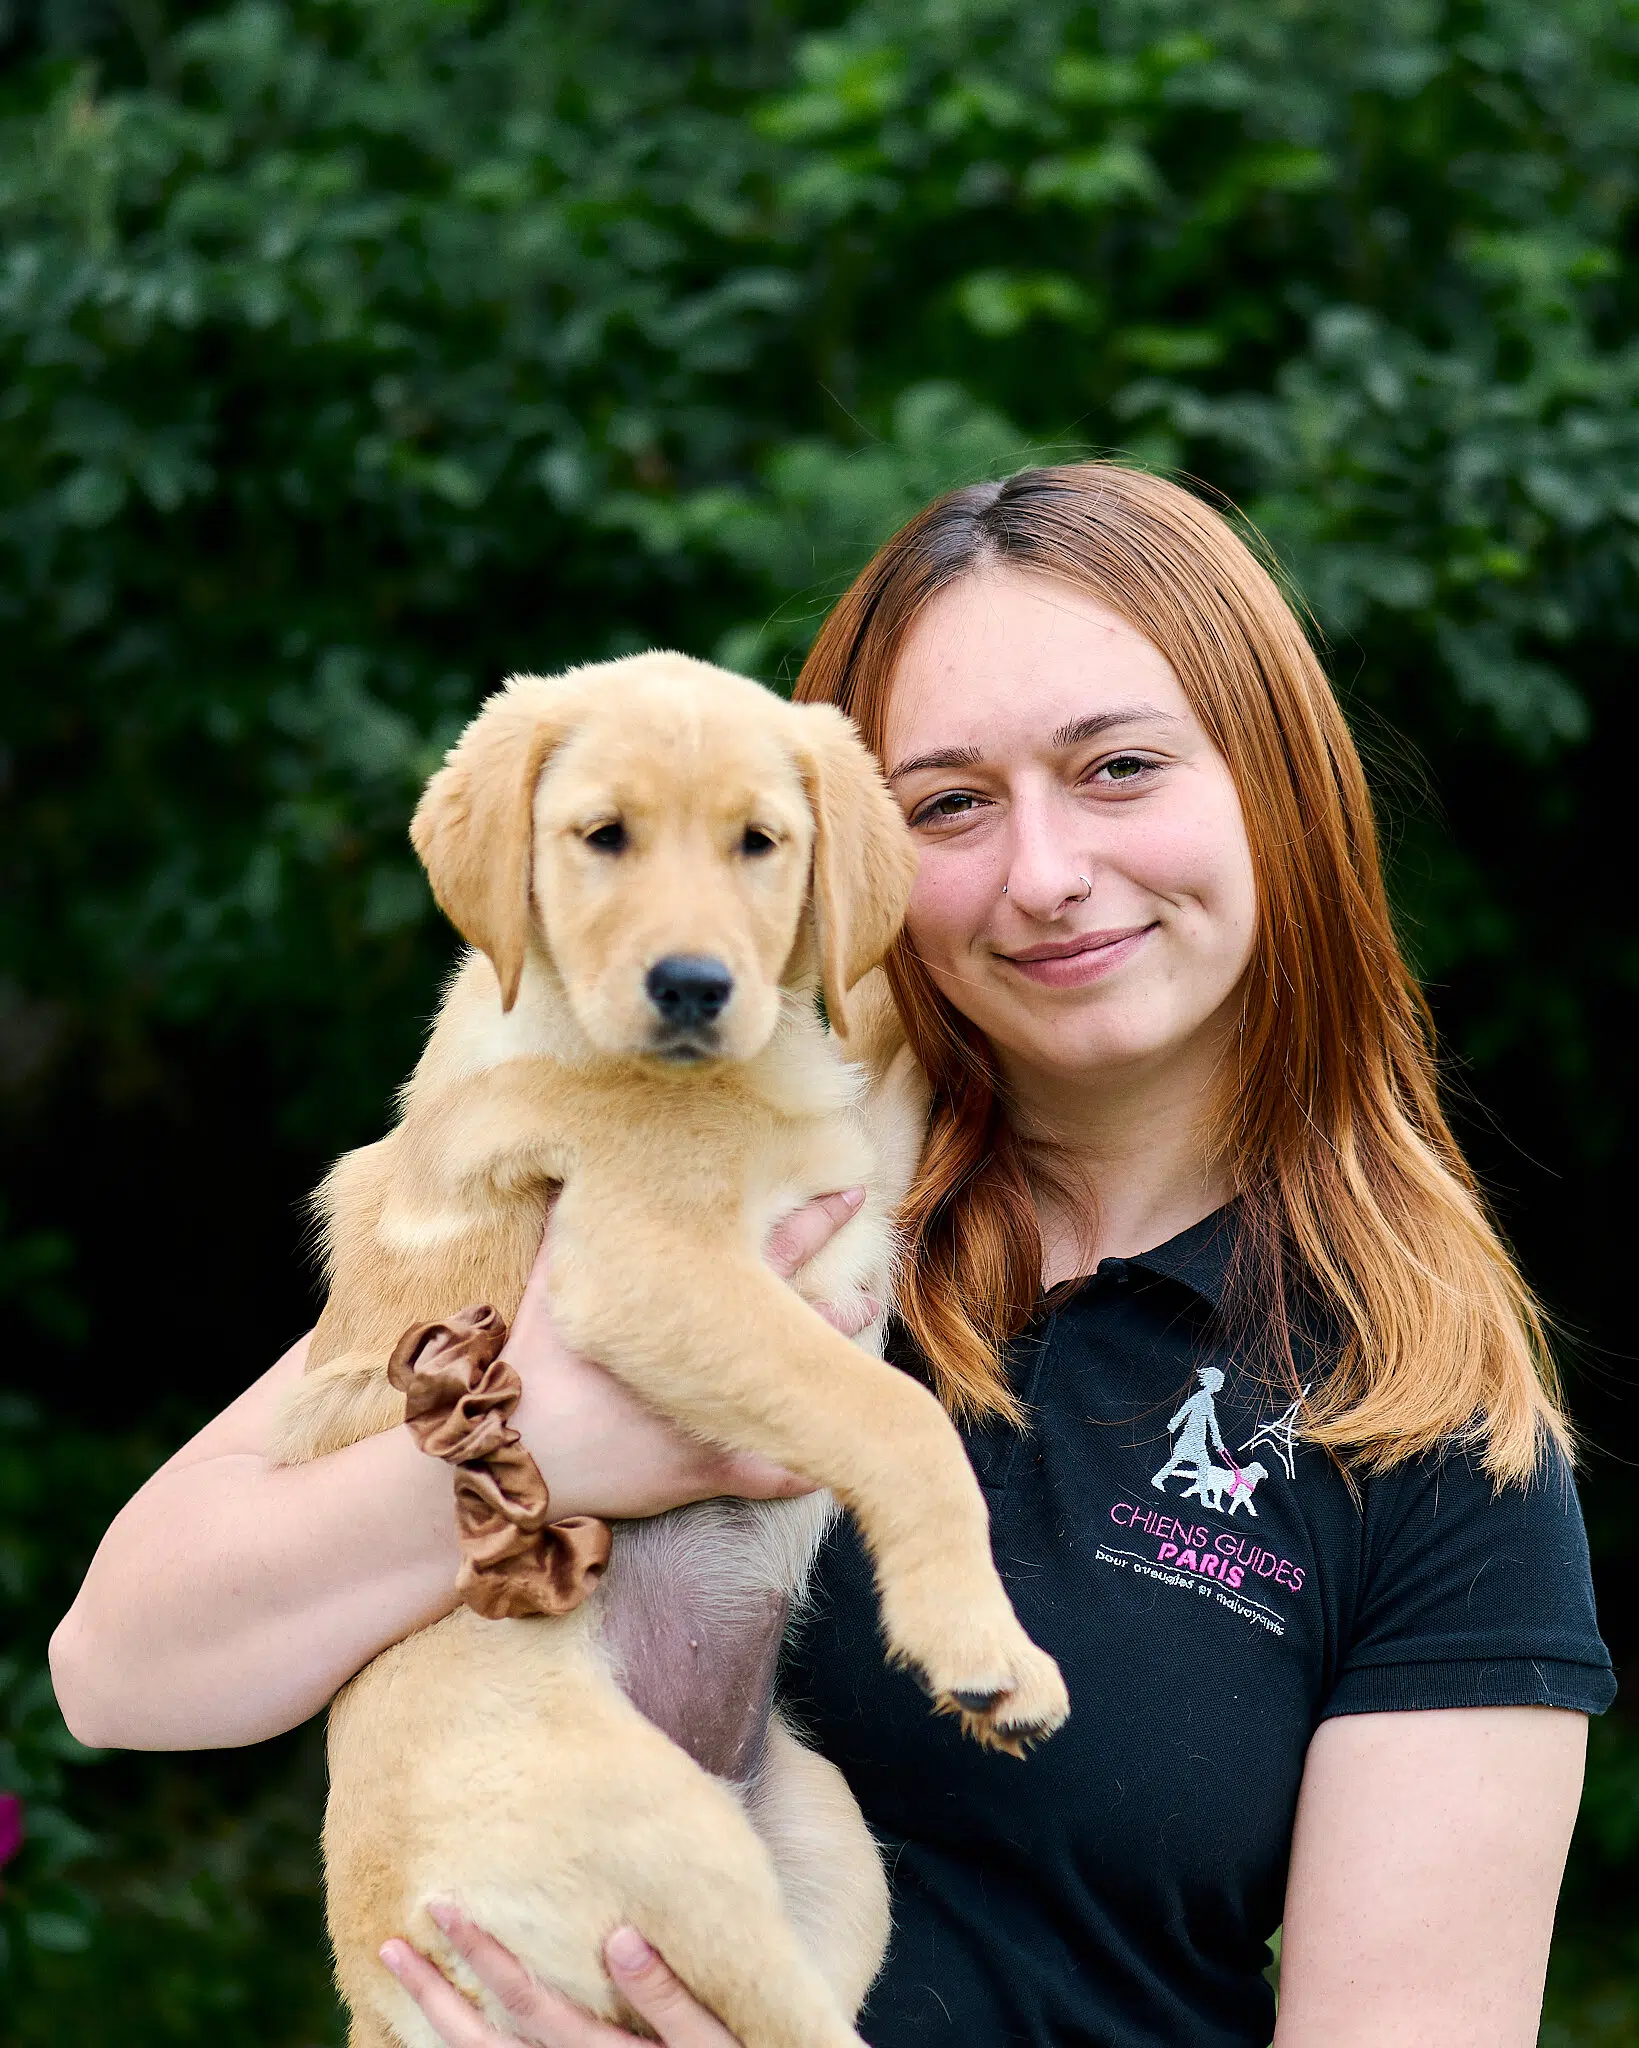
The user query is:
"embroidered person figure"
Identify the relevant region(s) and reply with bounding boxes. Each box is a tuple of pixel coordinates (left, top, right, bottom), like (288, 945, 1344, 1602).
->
(1151, 1366, 1229, 1493)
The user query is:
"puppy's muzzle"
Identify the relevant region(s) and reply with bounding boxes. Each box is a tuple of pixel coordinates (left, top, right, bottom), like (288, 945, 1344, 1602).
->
(645, 954, 733, 1058)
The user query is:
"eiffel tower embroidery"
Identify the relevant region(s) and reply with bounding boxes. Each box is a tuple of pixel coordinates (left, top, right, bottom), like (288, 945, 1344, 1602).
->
(1239, 1386, 1311, 1483)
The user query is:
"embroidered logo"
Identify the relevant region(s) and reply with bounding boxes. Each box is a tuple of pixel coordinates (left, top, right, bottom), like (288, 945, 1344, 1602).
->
(1093, 1370, 1313, 1637)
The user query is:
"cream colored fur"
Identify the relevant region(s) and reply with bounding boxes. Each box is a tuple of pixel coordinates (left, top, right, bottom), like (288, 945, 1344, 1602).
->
(272, 653, 1068, 2048)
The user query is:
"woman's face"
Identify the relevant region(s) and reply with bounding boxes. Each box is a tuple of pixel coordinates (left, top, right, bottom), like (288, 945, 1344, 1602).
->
(882, 567, 1259, 1098)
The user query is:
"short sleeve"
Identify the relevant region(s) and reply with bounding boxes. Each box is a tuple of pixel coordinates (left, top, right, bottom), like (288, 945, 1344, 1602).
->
(1322, 1442, 1616, 1720)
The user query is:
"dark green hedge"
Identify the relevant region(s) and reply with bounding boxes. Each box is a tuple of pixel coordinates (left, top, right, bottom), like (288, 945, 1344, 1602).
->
(2, 0, 1636, 2037)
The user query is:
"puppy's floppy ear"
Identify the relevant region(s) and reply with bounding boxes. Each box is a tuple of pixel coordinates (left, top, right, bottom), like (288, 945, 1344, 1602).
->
(791, 702, 920, 1038)
(410, 676, 579, 1012)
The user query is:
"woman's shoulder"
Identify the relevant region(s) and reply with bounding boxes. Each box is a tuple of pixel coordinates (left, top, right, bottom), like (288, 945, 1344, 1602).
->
(1325, 1432, 1616, 1721)
(1345, 1426, 1602, 1616)
(1358, 1427, 1585, 1532)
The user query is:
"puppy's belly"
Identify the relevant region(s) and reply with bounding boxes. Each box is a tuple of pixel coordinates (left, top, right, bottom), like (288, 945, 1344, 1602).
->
(601, 1493, 836, 1783)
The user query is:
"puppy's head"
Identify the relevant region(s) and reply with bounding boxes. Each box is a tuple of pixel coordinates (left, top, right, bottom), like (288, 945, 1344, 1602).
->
(410, 652, 918, 1063)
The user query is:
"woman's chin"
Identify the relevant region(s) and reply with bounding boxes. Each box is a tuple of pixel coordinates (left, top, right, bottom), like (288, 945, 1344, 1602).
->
(985, 1001, 1231, 1091)
(992, 1026, 1161, 1083)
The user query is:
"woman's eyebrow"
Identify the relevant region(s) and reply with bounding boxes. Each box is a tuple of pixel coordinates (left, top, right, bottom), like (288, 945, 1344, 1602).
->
(887, 743, 984, 783)
(1050, 704, 1179, 748)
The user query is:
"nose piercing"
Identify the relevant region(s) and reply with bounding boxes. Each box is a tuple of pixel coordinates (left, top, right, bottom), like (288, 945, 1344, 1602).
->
(1002, 875, 1092, 901)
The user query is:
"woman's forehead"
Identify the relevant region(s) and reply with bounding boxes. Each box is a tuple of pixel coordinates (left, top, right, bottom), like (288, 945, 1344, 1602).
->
(883, 567, 1189, 764)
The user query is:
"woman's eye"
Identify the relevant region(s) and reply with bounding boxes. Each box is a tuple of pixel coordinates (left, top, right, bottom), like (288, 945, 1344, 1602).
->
(585, 822, 627, 853)
(911, 791, 986, 827)
(1093, 754, 1156, 786)
(741, 826, 776, 856)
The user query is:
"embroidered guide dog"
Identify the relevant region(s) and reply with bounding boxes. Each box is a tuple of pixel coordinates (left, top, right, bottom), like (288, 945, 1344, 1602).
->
(270, 653, 1070, 2048)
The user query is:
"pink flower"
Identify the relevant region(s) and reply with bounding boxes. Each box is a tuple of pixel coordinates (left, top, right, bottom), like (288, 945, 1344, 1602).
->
(0, 1793, 23, 1878)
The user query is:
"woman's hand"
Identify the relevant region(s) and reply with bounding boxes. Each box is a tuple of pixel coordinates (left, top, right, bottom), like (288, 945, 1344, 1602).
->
(504, 1189, 878, 1522)
(382, 1909, 742, 2048)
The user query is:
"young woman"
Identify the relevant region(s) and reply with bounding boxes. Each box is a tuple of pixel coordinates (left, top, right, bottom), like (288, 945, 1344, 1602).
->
(51, 466, 1612, 2048)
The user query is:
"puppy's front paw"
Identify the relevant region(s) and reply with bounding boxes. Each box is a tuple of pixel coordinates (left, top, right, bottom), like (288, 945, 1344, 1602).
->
(933, 1636, 1069, 1758)
(883, 1590, 1070, 1757)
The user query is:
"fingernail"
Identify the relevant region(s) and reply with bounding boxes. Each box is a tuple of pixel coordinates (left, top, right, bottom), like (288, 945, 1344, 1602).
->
(860, 1296, 881, 1323)
(428, 1900, 458, 1933)
(380, 1941, 407, 1976)
(841, 1187, 866, 1211)
(606, 1926, 654, 1971)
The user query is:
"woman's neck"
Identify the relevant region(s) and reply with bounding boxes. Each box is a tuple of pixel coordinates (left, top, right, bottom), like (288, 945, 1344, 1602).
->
(999, 1028, 1232, 1290)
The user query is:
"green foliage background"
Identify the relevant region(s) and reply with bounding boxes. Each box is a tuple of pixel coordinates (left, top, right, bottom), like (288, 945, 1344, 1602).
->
(1, 0, 1637, 2037)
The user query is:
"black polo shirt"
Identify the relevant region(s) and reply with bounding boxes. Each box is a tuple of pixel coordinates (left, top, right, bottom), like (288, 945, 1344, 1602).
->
(782, 1208, 1614, 2048)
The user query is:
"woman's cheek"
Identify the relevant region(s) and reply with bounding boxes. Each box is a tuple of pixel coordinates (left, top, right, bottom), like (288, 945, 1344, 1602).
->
(905, 845, 998, 967)
(1184, 807, 1259, 977)
(1125, 786, 1255, 938)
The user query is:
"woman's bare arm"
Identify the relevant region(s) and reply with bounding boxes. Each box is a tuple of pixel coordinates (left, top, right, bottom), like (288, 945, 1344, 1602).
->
(49, 1193, 866, 1754)
(1273, 1705, 1587, 2046)
(49, 1337, 468, 1749)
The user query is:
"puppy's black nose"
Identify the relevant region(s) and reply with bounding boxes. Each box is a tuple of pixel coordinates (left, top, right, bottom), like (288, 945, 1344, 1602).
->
(646, 955, 733, 1031)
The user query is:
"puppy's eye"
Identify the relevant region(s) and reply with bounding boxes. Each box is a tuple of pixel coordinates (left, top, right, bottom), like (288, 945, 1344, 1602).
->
(585, 822, 627, 853)
(741, 826, 776, 857)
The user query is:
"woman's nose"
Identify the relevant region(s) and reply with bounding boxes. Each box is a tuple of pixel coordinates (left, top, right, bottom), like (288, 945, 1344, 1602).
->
(1001, 799, 1092, 919)
(1003, 871, 1092, 918)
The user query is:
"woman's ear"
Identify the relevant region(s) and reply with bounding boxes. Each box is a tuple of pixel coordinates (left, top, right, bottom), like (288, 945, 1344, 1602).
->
(791, 703, 920, 1037)
(410, 676, 580, 1011)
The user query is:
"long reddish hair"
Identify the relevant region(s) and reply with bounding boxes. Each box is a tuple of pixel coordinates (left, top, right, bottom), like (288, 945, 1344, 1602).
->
(794, 464, 1566, 1483)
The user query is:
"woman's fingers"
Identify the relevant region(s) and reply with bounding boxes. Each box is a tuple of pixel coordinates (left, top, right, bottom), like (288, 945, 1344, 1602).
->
(605, 1928, 743, 2046)
(509, 1193, 563, 1330)
(380, 1937, 520, 2048)
(709, 1270, 881, 1500)
(815, 1293, 881, 1340)
(711, 1450, 816, 1500)
(430, 1904, 609, 2045)
(763, 1189, 866, 1278)
(379, 1916, 744, 2048)
(764, 1191, 881, 1340)
(383, 1909, 635, 2048)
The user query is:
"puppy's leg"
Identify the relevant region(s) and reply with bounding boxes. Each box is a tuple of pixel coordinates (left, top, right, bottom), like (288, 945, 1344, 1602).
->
(746, 1716, 890, 2018)
(623, 1876, 864, 2048)
(346, 2010, 404, 2048)
(402, 1763, 867, 2048)
(271, 1351, 405, 1465)
(554, 1242, 1068, 1753)
(339, 1964, 460, 2048)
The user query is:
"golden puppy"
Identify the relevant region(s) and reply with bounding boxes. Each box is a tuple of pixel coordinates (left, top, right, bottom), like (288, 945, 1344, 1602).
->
(272, 652, 1069, 2048)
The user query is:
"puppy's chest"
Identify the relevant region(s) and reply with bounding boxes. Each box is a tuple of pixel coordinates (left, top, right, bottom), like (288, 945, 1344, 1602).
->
(416, 1050, 895, 1306)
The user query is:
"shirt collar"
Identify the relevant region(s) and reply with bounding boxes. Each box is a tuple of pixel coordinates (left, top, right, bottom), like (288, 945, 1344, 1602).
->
(1041, 1202, 1236, 1315)
(1123, 1203, 1236, 1309)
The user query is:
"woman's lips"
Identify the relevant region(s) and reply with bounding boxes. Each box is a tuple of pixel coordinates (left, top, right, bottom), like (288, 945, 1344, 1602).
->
(997, 924, 1157, 987)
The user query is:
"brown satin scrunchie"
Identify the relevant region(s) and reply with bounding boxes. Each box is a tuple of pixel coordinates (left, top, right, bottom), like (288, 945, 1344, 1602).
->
(387, 1306, 612, 1619)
